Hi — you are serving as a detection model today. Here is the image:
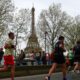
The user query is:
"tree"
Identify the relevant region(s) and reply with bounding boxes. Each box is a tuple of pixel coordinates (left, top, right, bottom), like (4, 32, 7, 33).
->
(0, 0, 14, 46)
(64, 15, 80, 48)
(37, 3, 70, 52)
(74, 15, 80, 41)
(11, 9, 31, 52)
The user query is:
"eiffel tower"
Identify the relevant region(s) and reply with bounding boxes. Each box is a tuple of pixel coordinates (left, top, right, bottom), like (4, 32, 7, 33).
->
(24, 7, 42, 54)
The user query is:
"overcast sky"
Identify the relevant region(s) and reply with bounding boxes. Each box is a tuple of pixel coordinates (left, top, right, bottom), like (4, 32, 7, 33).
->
(13, 0, 80, 49)
(14, 0, 80, 19)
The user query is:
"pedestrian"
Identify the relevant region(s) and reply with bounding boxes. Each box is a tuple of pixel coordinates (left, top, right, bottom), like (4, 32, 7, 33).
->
(18, 50, 25, 61)
(42, 51, 46, 65)
(17, 49, 25, 65)
(50, 52, 54, 64)
(0, 32, 15, 80)
(72, 40, 80, 73)
(30, 51, 35, 65)
(0, 48, 4, 64)
(45, 36, 67, 80)
(36, 52, 41, 65)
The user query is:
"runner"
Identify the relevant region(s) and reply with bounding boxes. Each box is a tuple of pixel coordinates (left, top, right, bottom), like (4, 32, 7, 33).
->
(45, 36, 67, 80)
(0, 48, 4, 64)
(73, 40, 80, 73)
(0, 32, 15, 80)
(66, 48, 74, 71)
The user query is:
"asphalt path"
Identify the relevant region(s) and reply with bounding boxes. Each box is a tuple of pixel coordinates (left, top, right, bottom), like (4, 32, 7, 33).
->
(1, 71, 80, 80)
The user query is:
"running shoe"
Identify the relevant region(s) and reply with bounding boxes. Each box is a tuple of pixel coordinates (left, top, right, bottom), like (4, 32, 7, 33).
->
(75, 70, 80, 74)
(71, 70, 80, 73)
(45, 76, 50, 80)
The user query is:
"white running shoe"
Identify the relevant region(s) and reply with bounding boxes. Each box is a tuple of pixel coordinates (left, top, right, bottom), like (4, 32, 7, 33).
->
(71, 70, 80, 73)
(45, 76, 48, 80)
(76, 70, 80, 74)
(45, 76, 50, 80)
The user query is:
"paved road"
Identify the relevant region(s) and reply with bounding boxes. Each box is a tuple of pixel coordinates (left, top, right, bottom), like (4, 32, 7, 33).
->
(1, 71, 80, 80)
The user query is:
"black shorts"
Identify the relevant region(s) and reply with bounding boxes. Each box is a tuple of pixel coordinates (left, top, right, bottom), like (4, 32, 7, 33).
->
(74, 55, 80, 62)
(54, 54, 65, 64)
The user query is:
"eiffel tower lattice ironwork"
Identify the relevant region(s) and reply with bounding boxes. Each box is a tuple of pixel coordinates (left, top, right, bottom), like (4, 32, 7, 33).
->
(24, 7, 42, 54)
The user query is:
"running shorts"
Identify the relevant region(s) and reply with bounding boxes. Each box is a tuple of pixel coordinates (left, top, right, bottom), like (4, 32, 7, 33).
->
(4, 55, 14, 65)
(54, 54, 65, 64)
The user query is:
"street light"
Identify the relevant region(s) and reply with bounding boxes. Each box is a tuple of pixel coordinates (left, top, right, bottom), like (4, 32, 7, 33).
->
(45, 31, 48, 53)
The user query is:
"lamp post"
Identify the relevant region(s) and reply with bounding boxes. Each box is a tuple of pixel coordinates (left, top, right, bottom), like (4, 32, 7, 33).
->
(15, 29, 18, 58)
(45, 31, 48, 54)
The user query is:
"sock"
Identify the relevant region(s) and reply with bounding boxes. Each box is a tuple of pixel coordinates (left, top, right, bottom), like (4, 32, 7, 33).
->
(48, 76, 50, 80)
(63, 77, 67, 80)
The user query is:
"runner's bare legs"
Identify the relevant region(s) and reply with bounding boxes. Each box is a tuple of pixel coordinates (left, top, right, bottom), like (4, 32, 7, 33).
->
(61, 63, 67, 79)
(0, 65, 8, 71)
(45, 63, 57, 80)
(11, 65, 15, 80)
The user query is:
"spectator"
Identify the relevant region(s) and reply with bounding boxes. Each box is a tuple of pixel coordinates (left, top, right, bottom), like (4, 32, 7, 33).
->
(18, 50, 25, 60)
(0, 48, 4, 64)
(36, 51, 42, 65)
(42, 51, 46, 65)
(30, 51, 35, 65)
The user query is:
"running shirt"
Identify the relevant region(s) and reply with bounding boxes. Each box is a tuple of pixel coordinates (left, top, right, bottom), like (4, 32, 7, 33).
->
(68, 50, 74, 60)
(54, 41, 65, 55)
(73, 44, 80, 56)
(53, 41, 66, 64)
(4, 38, 14, 56)
(73, 44, 80, 62)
